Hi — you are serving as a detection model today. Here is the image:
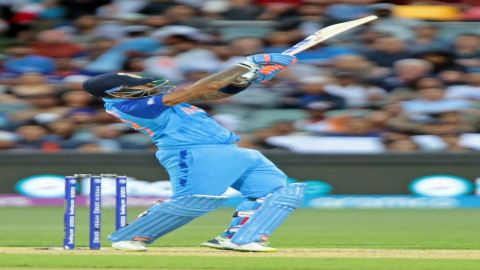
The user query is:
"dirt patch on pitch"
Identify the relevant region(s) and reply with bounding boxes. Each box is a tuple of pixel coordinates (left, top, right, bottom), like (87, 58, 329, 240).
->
(1, 247, 480, 259)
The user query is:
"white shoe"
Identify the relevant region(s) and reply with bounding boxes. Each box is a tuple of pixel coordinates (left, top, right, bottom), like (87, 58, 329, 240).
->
(112, 240, 147, 251)
(201, 237, 277, 252)
(201, 236, 237, 250)
(233, 241, 277, 252)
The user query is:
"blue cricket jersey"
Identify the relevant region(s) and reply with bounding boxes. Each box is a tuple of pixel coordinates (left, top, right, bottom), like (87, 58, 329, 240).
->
(103, 95, 240, 149)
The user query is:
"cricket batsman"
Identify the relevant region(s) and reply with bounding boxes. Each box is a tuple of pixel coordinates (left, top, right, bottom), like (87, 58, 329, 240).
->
(82, 53, 305, 252)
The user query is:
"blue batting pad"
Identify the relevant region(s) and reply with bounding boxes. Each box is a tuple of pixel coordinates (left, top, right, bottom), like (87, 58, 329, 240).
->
(108, 195, 227, 243)
(231, 183, 306, 245)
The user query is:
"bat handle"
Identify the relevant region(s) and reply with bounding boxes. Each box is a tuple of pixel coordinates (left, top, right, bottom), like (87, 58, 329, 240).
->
(281, 50, 297, 56)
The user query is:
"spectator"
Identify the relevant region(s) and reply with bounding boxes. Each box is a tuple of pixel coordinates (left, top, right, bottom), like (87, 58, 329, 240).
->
(221, 0, 264, 20)
(9, 92, 65, 123)
(0, 131, 18, 150)
(295, 102, 337, 134)
(142, 15, 171, 29)
(0, 1, 478, 153)
(245, 121, 296, 150)
(122, 57, 148, 73)
(387, 111, 479, 135)
(440, 134, 472, 152)
(324, 71, 386, 108)
(3, 45, 55, 75)
(452, 34, 480, 72)
(263, 31, 298, 53)
(389, 76, 445, 102)
(446, 72, 480, 101)
(52, 57, 81, 78)
(384, 136, 420, 152)
(71, 15, 100, 43)
(401, 87, 474, 115)
(163, 5, 207, 29)
(39, 0, 67, 21)
(407, 24, 450, 54)
(138, 0, 177, 15)
(66, 108, 99, 128)
(90, 125, 124, 151)
(438, 69, 467, 86)
(364, 36, 412, 67)
(324, 1, 373, 22)
(61, 90, 95, 109)
(373, 58, 432, 91)
(45, 119, 87, 149)
(8, 72, 56, 96)
(77, 142, 105, 153)
(281, 76, 345, 109)
(370, 3, 422, 40)
(60, 74, 92, 91)
(292, 3, 325, 35)
(96, 0, 147, 19)
(61, 0, 111, 19)
(330, 115, 380, 137)
(84, 26, 160, 73)
(15, 125, 51, 150)
(258, 3, 301, 31)
(329, 54, 382, 78)
(31, 30, 84, 58)
(82, 37, 117, 63)
(416, 50, 463, 74)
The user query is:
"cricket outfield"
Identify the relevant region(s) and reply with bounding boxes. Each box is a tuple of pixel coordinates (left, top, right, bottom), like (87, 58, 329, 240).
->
(1, 207, 479, 270)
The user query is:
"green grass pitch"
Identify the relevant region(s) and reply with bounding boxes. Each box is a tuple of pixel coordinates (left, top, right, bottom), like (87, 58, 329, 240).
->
(1, 207, 480, 270)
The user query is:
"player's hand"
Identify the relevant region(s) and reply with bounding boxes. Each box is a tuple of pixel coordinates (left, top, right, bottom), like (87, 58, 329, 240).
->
(235, 63, 289, 84)
(241, 53, 297, 83)
(246, 53, 297, 67)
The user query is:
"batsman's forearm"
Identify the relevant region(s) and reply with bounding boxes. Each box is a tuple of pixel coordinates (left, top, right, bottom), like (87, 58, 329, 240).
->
(195, 91, 233, 101)
(195, 81, 251, 101)
(163, 65, 250, 105)
(189, 65, 250, 95)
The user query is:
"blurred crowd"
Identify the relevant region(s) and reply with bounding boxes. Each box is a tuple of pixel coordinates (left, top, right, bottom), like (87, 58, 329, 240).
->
(0, 0, 480, 153)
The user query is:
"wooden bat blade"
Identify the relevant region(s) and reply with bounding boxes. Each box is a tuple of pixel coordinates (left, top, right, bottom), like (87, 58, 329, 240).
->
(283, 15, 378, 56)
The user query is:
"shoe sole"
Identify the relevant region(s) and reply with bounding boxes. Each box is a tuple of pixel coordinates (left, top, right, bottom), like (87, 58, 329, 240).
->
(112, 248, 147, 252)
(200, 242, 234, 250)
(233, 247, 277, 252)
(201, 242, 277, 252)
(111, 245, 147, 252)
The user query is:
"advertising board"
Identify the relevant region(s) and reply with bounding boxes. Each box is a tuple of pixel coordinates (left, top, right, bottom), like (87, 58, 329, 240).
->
(0, 153, 479, 208)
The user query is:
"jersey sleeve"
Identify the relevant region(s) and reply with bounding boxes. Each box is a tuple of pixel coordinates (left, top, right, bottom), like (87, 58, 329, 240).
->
(113, 95, 170, 119)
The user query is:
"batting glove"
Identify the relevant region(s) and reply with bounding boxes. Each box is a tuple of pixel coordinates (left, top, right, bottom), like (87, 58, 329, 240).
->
(246, 53, 297, 67)
(253, 64, 288, 83)
(235, 53, 297, 84)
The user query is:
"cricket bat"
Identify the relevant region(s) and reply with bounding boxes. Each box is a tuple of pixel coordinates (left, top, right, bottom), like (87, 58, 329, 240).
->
(282, 15, 379, 56)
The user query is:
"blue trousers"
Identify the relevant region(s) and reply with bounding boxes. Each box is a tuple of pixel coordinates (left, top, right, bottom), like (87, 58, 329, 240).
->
(156, 145, 287, 198)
